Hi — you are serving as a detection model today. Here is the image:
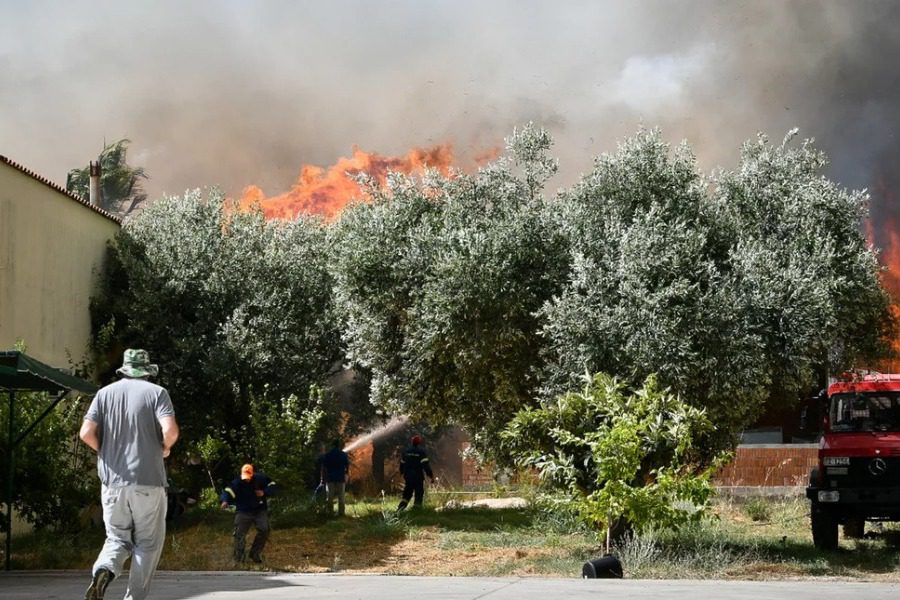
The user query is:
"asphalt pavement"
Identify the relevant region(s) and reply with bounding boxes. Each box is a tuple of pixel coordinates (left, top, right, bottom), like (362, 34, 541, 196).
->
(2, 571, 899, 600)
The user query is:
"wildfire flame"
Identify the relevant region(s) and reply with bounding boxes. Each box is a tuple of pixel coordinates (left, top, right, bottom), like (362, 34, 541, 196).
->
(869, 178, 900, 371)
(239, 144, 493, 221)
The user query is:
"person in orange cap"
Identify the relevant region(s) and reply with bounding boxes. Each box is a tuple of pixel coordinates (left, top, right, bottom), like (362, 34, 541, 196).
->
(220, 463, 278, 563)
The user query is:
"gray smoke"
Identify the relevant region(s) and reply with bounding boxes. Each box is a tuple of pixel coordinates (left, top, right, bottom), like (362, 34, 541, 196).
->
(1, 0, 897, 236)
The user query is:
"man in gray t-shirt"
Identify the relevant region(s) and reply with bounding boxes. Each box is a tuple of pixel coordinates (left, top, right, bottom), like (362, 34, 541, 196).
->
(80, 349, 179, 600)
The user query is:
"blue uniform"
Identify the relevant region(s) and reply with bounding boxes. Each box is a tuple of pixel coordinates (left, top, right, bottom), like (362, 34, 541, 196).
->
(220, 472, 277, 562)
(398, 444, 434, 509)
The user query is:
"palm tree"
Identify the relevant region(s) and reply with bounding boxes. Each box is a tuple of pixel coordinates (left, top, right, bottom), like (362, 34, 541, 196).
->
(67, 139, 149, 216)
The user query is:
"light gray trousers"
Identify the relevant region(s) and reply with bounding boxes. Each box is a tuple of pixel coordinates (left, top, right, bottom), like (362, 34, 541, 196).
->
(92, 484, 167, 600)
(326, 481, 346, 515)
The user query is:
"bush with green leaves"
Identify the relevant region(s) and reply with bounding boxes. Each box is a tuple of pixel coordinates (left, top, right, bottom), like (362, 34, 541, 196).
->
(238, 386, 326, 491)
(502, 373, 729, 540)
(742, 498, 772, 523)
(0, 392, 96, 532)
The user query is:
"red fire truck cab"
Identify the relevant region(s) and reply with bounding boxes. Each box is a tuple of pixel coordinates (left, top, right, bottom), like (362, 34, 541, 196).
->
(806, 373, 900, 549)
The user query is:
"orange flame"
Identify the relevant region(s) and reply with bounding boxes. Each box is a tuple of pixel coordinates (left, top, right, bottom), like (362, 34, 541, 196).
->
(240, 144, 475, 221)
(347, 442, 374, 485)
(868, 178, 900, 371)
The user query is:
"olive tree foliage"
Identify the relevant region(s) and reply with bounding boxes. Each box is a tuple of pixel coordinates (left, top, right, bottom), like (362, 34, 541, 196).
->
(90, 189, 341, 472)
(712, 130, 891, 388)
(331, 125, 570, 453)
(539, 129, 891, 445)
(502, 373, 727, 537)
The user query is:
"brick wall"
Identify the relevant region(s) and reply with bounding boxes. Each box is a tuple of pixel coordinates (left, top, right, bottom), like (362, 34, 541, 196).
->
(713, 444, 818, 487)
(460, 443, 820, 489)
(461, 459, 496, 487)
(460, 442, 498, 487)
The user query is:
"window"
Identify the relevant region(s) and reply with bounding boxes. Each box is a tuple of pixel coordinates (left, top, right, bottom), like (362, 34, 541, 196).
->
(830, 393, 900, 432)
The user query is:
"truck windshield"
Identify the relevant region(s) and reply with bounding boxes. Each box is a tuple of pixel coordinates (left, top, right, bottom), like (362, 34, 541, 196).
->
(830, 392, 900, 432)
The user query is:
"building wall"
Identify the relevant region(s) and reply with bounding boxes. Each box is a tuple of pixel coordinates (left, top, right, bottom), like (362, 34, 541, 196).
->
(713, 444, 818, 488)
(0, 160, 120, 368)
(460, 443, 820, 490)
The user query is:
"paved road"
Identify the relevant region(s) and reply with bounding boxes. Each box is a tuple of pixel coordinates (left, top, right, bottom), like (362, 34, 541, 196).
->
(2, 571, 899, 599)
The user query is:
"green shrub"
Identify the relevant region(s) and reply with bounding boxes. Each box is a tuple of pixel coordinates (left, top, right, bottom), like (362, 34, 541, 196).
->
(743, 498, 772, 522)
(503, 373, 730, 546)
(197, 487, 221, 510)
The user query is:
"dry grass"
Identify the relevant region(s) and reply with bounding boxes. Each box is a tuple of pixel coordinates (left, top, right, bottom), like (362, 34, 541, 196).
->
(9, 492, 900, 580)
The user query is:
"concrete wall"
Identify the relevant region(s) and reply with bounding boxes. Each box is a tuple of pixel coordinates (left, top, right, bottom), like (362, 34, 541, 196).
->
(0, 158, 120, 368)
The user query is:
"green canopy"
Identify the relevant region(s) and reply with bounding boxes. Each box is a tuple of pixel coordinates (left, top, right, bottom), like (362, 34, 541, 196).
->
(0, 351, 98, 394)
(2, 350, 98, 570)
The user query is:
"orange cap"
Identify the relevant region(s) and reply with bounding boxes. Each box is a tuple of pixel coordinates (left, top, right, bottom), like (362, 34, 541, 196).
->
(241, 464, 254, 480)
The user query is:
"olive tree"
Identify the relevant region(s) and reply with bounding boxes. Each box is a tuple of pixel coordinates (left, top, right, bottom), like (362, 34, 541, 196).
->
(331, 125, 569, 453)
(90, 189, 341, 474)
(540, 129, 891, 445)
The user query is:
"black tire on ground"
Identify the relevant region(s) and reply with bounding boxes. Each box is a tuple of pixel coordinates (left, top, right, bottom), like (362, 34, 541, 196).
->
(843, 517, 865, 539)
(811, 504, 839, 550)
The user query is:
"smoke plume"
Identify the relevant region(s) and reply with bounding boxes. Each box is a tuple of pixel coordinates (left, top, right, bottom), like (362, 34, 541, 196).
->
(1, 0, 897, 227)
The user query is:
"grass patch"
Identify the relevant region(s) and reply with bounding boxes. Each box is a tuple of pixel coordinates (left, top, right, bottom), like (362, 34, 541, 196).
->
(9, 492, 900, 579)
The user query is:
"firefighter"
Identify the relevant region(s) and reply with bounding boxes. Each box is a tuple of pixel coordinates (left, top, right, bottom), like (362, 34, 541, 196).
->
(397, 435, 435, 510)
(220, 463, 278, 563)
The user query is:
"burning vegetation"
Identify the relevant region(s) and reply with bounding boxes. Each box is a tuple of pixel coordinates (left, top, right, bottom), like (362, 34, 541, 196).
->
(869, 180, 900, 372)
(239, 144, 459, 221)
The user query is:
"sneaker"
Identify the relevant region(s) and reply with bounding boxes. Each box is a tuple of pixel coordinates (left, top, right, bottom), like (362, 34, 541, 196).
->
(84, 567, 113, 600)
(249, 551, 263, 563)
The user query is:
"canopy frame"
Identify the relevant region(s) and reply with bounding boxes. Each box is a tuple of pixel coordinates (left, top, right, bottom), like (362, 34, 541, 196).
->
(1, 351, 97, 571)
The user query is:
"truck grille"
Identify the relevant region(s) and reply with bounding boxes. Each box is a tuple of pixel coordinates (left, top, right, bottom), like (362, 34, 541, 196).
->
(828, 457, 900, 488)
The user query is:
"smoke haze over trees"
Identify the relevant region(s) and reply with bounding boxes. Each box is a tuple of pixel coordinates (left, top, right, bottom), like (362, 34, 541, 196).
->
(2, 1, 898, 229)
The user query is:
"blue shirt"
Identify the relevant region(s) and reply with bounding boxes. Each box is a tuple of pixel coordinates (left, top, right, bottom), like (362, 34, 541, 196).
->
(318, 447, 349, 482)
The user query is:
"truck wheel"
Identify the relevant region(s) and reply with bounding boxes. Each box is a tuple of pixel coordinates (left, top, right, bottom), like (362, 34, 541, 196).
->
(811, 504, 839, 550)
(843, 517, 865, 539)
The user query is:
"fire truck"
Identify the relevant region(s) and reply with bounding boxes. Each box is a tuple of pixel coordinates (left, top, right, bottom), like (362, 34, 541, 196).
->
(806, 372, 900, 549)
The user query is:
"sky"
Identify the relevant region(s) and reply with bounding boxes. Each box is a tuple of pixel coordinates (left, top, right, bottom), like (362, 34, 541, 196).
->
(1, 0, 898, 225)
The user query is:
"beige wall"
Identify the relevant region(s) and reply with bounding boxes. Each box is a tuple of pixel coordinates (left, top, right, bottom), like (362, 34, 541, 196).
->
(0, 161, 120, 369)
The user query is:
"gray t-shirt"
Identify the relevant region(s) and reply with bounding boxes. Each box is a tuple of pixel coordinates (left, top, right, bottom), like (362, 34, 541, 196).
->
(84, 377, 175, 487)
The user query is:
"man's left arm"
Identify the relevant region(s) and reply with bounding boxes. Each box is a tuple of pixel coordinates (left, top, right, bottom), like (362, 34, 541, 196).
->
(422, 451, 434, 480)
(159, 415, 179, 458)
(264, 476, 278, 497)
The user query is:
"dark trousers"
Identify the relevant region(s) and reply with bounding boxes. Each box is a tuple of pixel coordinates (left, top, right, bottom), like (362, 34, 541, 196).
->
(233, 510, 269, 559)
(398, 476, 424, 510)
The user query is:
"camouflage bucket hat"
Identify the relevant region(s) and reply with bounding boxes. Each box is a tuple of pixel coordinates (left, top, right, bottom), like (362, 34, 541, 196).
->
(116, 349, 159, 378)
